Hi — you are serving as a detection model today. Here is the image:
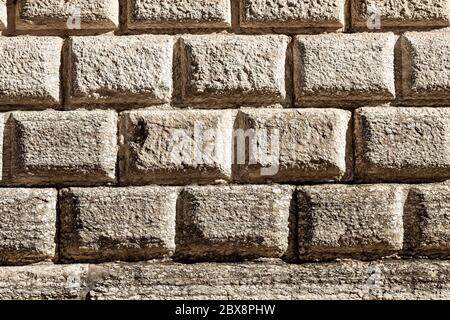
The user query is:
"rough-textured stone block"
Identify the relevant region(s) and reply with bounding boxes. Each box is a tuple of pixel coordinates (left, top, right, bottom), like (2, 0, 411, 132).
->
(128, 0, 231, 29)
(120, 109, 233, 185)
(404, 184, 450, 257)
(355, 107, 450, 182)
(0, 264, 90, 299)
(240, 0, 346, 30)
(297, 184, 405, 261)
(0, 37, 62, 108)
(352, 0, 450, 31)
(0, 188, 56, 265)
(294, 33, 396, 105)
(181, 35, 290, 107)
(401, 32, 450, 104)
(233, 108, 352, 183)
(59, 187, 177, 263)
(9, 110, 117, 186)
(176, 185, 293, 261)
(16, 0, 119, 31)
(67, 35, 173, 108)
(89, 260, 450, 300)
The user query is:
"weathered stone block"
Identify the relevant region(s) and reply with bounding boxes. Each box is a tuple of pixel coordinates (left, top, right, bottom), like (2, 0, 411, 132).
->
(88, 260, 450, 300)
(404, 184, 450, 257)
(355, 107, 450, 182)
(16, 0, 119, 31)
(240, 0, 346, 30)
(401, 31, 450, 104)
(128, 0, 231, 29)
(59, 187, 177, 262)
(175, 185, 293, 261)
(120, 109, 234, 185)
(0, 188, 56, 265)
(67, 35, 173, 108)
(294, 33, 397, 105)
(352, 0, 450, 31)
(9, 110, 117, 186)
(233, 108, 352, 183)
(181, 34, 290, 107)
(297, 184, 405, 261)
(0, 37, 62, 108)
(0, 264, 90, 299)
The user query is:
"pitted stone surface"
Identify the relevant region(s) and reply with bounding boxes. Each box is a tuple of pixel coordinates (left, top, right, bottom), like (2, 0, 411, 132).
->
(355, 107, 450, 182)
(67, 35, 173, 108)
(297, 184, 405, 261)
(401, 32, 450, 104)
(0, 37, 62, 107)
(59, 187, 177, 263)
(233, 108, 352, 183)
(128, 0, 231, 29)
(294, 33, 397, 105)
(120, 109, 234, 185)
(9, 110, 117, 186)
(181, 34, 290, 107)
(175, 185, 293, 261)
(17, 0, 119, 31)
(0, 188, 56, 265)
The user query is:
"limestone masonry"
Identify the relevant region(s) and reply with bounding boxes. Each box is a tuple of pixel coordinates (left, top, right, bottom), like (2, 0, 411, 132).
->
(0, 0, 448, 300)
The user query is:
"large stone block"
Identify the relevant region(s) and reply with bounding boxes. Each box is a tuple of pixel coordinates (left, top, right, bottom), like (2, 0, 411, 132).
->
(176, 185, 293, 261)
(180, 34, 290, 107)
(120, 109, 234, 185)
(16, 0, 119, 31)
(240, 0, 346, 31)
(297, 184, 405, 261)
(66, 35, 173, 108)
(88, 260, 450, 300)
(8, 110, 117, 186)
(0, 264, 89, 299)
(233, 108, 352, 183)
(127, 0, 231, 29)
(401, 31, 450, 104)
(355, 107, 450, 182)
(352, 0, 450, 31)
(0, 37, 62, 108)
(0, 188, 56, 265)
(59, 187, 177, 262)
(294, 33, 397, 106)
(404, 184, 450, 258)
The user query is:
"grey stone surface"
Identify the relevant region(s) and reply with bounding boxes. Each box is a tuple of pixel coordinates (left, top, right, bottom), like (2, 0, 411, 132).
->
(128, 0, 231, 29)
(88, 260, 450, 299)
(233, 108, 352, 183)
(16, 0, 119, 30)
(9, 110, 117, 186)
(404, 183, 450, 257)
(297, 184, 406, 261)
(120, 109, 234, 185)
(67, 35, 173, 108)
(352, 0, 450, 30)
(175, 185, 293, 261)
(59, 187, 177, 263)
(0, 263, 90, 299)
(0, 36, 62, 108)
(241, 0, 345, 30)
(0, 188, 56, 265)
(355, 107, 450, 182)
(401, 31, 450, 104)
(181, 34, 290, 107)
(294, 33, 397, 105)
